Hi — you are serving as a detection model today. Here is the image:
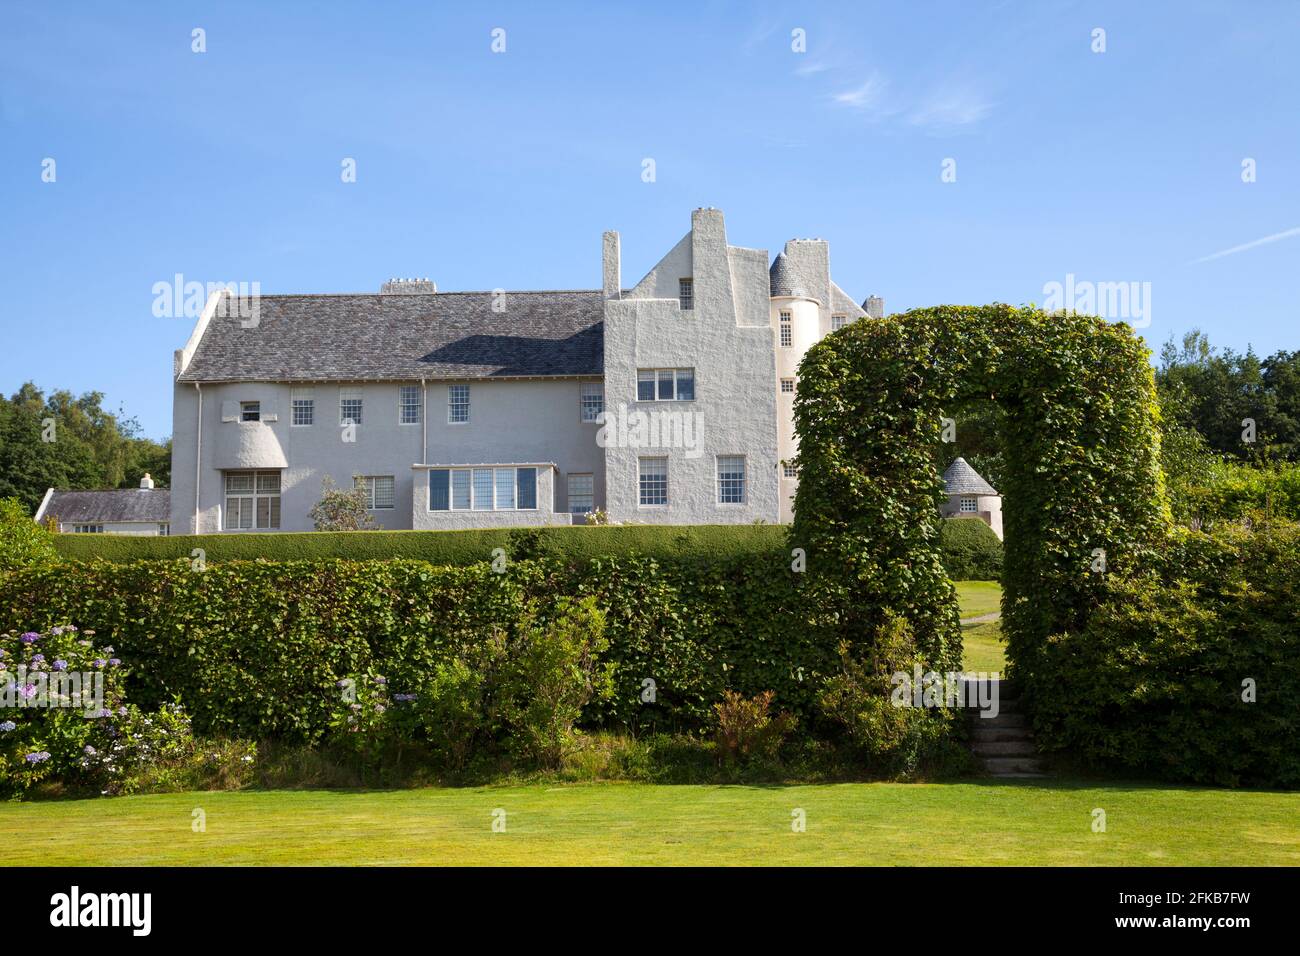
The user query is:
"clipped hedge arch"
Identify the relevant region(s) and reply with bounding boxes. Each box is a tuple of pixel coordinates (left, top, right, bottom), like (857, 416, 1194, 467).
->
(791, 304, 1170, 687)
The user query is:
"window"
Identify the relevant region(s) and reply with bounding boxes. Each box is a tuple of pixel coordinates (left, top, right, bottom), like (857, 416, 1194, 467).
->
(639, 457, 668, 506)
(448, 384, 470, 423)
(779, 311, 792, 348)
(832, 314, 849, 331)
(717, 456, 746, 504)
(580, 383, 604, 422)
(636, 368, 694, 402)
(339, 388, 363, 426)
(568, 474, 593, 514)
(358, 475, 395, 510)
(291, 388, 314, 426)
(780, 378, 795, 394)
(158, 523, 170, 536)
(960, 495, 979, 514)
(224, 470, 281, 530)
(782, 462, 798, 479)
(428, 467, 538, 511)
(240, 401, 261, 422)
(72, 524, 103, 534)
(399, 385, 422, 425)
(678, 278, 693, 311)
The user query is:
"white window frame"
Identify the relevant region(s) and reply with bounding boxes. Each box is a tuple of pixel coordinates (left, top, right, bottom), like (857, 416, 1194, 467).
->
(580, 383, 604, 423)
(448, 384, 470, 424)
(72, 524, 104, 534)
(339, 388, 363, 426)
(357, 475, 396, 510)
(780, 378, 795, 394)
(223, 470, 281, 530)
(782, 462, 798, 479)
(291, 388, 314, 427)
(240, 401, 261, 422)
(568, 473, 594, 514)
(678, 278, 693, 311)
(636, 368, 695, 402)
(960, 495, 979, 514)
(832, 313, 849, 331)
(427, 466, 538, 511)
(399, 385, 422, 425)
(717, 455, 746, 505)
(638, 457, 668, 507)
(779, 311, 792, 348)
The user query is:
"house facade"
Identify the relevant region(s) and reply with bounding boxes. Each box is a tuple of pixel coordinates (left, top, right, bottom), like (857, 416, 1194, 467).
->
(169, 208, 878, 534)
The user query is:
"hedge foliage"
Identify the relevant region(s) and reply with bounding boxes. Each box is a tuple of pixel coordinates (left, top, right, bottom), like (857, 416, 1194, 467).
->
(937, 518, 1003, 581)
(1032, 521, 1300, 787)
(792, 305, 1169, 687)
(51, 524, 790, 566)
(0, 554, 836, 742)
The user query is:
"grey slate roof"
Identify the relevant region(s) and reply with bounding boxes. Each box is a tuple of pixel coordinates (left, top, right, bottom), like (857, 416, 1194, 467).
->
(44, 489, 171, 524)
(769, 252, 818, 299)
(831, 283, 867, 318)
(178, 291, 605, 383)
(943, 458, 998, 496)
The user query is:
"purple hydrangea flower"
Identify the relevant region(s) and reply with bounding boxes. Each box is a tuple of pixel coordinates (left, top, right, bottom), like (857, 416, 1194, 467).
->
(93, 659, 107, 669)
(24, 751, 51, 763)
(50, 626, 65, 636)
(374, 676, 387, 685)
(30, 654, 45, 664)
(83, 745, 97, 756)
(19, 632, 40, 644)
(19, 684, 37, 700)
(52, 660, 67, 672)
(108, 658, 121, 667)
(0, 721, 15, 733)
(394, 693, 418, 702)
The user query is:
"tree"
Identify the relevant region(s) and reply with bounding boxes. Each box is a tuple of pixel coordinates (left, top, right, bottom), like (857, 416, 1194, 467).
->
(309, 476, 377, 531)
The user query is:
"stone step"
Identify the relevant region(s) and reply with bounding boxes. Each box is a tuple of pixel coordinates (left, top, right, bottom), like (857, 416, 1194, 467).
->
(972, 740, 1039, 757)
(974, 712, 1027, 730)
(970, 724, 1033, 742)
(983, 756, 1046, 775)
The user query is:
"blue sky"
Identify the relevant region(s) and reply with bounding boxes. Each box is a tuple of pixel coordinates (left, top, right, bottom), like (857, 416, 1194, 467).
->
(2, 0, 1298, 439)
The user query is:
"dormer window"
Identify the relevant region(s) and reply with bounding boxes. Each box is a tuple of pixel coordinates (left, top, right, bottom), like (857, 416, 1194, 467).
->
(679, 278, 693, 311)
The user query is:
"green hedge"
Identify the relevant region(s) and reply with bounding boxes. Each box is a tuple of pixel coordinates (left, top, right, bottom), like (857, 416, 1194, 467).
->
(938, 518, 1003, 580)
(1032, 521, 1300, 788)
(51, 524, 789, 565)
(0, 554, 837, 742)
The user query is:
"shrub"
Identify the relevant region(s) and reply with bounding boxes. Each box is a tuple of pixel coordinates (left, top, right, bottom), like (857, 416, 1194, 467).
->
(499, 597, 614, 768)
(713, 690, 796, 764)
(1031, 521, 1300, 787)
(0, 497, 57, 574)
(0, 624, 198, 798)
(938, 518, 1003, 580)
(310, 476, 378, 531)
(817, 615, 968, 778)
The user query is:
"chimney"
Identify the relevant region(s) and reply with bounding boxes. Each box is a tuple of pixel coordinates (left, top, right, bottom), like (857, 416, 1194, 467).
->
(380, 278, 437, 294)
(602, 231, 621, 300)
(139, 473, 154, 490)
(864, 295, 885, 319)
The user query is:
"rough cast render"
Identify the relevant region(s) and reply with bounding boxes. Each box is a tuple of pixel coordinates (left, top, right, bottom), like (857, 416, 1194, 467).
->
(169, 209, 876, 533)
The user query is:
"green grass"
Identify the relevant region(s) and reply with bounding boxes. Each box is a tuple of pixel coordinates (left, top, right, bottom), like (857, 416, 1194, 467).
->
(2, 781, 1296, 865)
(956, 581, 1006, 673)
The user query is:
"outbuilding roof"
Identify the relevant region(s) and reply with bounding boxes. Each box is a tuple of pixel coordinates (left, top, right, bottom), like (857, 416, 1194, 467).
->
(943, 457, 998, 496)
(38, 489, 171, 524)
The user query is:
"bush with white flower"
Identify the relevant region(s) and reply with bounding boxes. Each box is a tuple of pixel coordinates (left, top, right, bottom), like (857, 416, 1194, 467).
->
(0, 624, 198, 798)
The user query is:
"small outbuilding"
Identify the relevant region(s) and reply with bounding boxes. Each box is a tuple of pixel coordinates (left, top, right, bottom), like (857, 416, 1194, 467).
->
(940, 457, 1002, 540)
(34, 474, 171, 536)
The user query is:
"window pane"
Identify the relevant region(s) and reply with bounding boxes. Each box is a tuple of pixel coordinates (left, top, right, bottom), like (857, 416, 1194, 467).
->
(568, 474, 593, 514)
(224, 498, 239, 529)
(429, 470, 450, 511)
(581, 383, 604, 422)
(516, 468, 537, 510)
(494, 469, 515, 510)
(448, 385, 470, 423)
(657, 369, 675, 401)
(637, 371, 655, 402)
(292, 399, 314, 426)
(451, 470, 471, 509)
(373, 476, 395, 509)
(226, 473, 253, 494)
(675, 369, 694, 400)
(472, 468, 494, 510)
(639, 458, 668, 506)
(256, 472, 280, 494)
(718, 456, 745, 504)
(340, 398, 363, 425)
(400, 386, 421, 424)
(241, 402, 260, 422)
(239, 499, 253, 529)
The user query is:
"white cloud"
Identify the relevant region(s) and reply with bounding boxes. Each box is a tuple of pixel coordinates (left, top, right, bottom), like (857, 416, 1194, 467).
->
(831, 73, 889, 111)
(906, 86, 993, 131)
(1191, 226, 1300, 263)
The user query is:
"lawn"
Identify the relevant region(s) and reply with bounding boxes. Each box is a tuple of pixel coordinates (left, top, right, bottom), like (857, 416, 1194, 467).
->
(956, 581, 1006, 673)
(2, 781, 1297, 866)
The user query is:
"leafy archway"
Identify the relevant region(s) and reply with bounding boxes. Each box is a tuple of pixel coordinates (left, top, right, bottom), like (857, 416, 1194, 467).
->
(791, 304, 1170, 690)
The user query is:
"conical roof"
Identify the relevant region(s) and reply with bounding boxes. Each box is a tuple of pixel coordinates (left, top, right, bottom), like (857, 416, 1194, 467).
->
(943, 457, 997, 495)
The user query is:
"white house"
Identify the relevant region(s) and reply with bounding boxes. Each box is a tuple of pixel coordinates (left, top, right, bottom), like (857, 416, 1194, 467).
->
(35, 475, 171, 535)
(940, 457, 1003, 540)
(169, 209, 879, 533)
